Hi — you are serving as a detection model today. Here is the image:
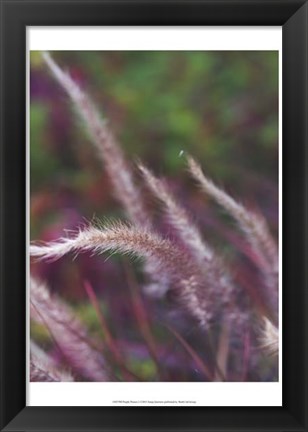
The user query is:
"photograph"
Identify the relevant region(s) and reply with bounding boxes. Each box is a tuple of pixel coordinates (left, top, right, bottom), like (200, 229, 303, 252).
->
(29, 50, 279, 384)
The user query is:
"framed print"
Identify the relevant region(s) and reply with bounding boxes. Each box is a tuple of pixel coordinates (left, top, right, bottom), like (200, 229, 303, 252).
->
(0, 1, 307, 431)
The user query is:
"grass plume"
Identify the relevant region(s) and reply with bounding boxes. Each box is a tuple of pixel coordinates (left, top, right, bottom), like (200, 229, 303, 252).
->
(138, 162, 213, 264)
(31, 222, 228, 329)
(42, 52, 148, 227)
(187, 156, 278, 272)
(30, 278, 109, 381)
(30, 342, 74, 382)
(187, 156, 278, 323)
(261, 318, 279, 357)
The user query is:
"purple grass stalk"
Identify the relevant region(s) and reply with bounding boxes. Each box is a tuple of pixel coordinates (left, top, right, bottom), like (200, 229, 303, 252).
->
(30, 278, 109, 381)
(31, 222, 222, 328)
(213, 322, 230, 381)
(42, 52, 149, 227)
(123, 260, 165, 379)
(30, 359, 60, 382)
(83, 280, 138, 381)
(83, 280, 120, 358)
(165, 324, 213, 380)
(30, 342, 74, 382)
(187, 156, 278, 273)
(30, 222, 193, 281)
(138, 161, 210, 297)
(188, 156, 278, 322)
(261, 318, 278, 357)
(138, 163, 213, 265)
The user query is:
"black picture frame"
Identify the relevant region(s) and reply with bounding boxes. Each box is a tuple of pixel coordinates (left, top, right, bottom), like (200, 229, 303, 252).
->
(0, 1, 307, 431)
